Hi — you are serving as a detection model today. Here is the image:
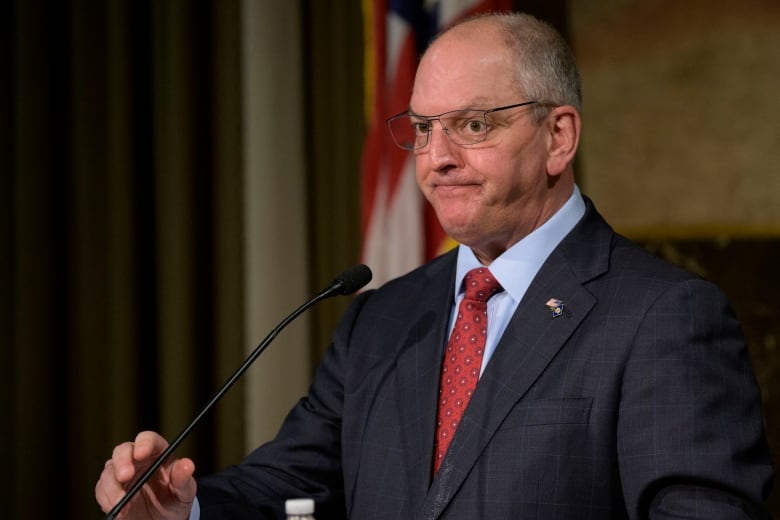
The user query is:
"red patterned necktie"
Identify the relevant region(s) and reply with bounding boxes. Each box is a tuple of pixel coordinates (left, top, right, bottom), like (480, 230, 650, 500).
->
(433, 267, 503, 475)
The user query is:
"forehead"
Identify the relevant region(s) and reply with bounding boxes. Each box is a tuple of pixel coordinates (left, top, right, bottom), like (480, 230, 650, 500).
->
(411, 23, 517, 114)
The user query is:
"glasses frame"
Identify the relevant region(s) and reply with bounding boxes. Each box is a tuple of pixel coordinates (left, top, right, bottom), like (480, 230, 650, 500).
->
(386, 100, 540, 151)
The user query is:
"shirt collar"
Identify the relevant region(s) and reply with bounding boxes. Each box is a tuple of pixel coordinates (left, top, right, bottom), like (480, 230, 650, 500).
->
(454, 185, 586, 302)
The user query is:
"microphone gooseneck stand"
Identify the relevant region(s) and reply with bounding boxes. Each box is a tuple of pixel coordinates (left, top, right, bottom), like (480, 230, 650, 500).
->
(104, 265, 372, 520)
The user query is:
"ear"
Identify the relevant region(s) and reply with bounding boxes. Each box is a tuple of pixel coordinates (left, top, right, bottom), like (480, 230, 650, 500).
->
(546, 106, 581, 176)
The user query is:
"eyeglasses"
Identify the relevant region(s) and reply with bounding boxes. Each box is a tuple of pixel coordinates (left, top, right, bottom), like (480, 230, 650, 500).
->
(386, 100, 539, 151)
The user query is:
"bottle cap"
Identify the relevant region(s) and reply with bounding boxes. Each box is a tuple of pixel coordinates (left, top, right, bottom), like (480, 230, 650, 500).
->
(285, 498, 315, 515)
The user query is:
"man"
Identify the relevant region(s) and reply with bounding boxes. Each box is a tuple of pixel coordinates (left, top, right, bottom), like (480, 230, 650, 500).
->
(96, 12, 773, 519)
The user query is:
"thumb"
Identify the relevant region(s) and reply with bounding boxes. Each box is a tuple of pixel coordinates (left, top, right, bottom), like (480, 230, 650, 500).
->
(169, 458, 197, 504)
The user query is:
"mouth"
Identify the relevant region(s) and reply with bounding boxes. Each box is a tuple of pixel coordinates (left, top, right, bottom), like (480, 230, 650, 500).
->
(433, 181, 481, 193)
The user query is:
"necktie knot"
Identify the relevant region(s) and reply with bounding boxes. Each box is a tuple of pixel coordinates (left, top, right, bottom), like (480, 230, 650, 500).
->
(463, 267, 502, 302)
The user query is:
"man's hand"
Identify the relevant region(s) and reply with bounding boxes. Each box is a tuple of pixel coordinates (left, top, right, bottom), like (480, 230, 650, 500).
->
(95, 431, 197, 520)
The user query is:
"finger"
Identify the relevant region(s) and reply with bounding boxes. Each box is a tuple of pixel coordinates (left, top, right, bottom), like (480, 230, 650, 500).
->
(170, 458, 198, 504)
(111, 441, 139, 483)
(95, 460, 129, 513)
(133, 430, 169, 461)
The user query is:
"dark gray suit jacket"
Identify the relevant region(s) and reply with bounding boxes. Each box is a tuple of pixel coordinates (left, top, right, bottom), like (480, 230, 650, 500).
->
(198, 200, 773, 519)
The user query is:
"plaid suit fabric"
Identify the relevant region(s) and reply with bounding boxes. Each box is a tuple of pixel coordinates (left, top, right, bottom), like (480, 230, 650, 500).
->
(196, 200, 772, 519)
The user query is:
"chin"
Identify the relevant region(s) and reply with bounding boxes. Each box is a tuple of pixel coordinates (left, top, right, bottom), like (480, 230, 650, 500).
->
(439, 223, 478, 247)
(435, 207, 476, 230)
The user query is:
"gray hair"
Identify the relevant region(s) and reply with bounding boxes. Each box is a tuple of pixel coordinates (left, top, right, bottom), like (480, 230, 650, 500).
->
(437, 12, 583, 120)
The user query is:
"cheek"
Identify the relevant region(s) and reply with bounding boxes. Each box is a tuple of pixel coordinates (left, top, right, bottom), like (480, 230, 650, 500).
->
(472, 155, 519, 193)
(414, 156, 430, 190)
(469, 145, 517, 173)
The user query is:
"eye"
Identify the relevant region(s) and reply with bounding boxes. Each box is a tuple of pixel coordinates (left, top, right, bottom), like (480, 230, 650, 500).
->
(411, 120, 430, 136)
(464, 119, 486, 134)
(446, 111, 486, 134)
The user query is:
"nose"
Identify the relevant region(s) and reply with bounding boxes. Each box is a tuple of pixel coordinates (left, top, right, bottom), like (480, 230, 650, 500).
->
(424, 120, 458, 172)
(427, 118, 450, 142)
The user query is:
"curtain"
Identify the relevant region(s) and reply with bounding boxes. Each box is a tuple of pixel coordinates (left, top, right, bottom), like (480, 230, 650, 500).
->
(2, 1, 244, 517)
(301, 1, 366, 360)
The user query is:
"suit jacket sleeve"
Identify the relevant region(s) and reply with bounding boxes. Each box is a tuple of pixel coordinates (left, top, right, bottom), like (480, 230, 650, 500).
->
(617, 278, 772, 519)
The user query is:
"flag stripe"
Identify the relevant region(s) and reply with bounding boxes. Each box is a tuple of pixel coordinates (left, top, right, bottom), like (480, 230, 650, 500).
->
(361, 0, 513, 287)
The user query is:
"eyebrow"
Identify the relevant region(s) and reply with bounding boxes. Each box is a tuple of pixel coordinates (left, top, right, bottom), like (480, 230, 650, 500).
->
(407, 97, 495, 117)
(407, 105, 496, 118)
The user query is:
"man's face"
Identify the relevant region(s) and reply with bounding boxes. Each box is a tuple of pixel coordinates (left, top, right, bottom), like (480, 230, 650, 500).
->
(410, 24, 556, 262)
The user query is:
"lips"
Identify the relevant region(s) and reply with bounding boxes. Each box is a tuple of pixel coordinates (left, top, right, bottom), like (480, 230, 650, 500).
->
(433, 182, 480, 192)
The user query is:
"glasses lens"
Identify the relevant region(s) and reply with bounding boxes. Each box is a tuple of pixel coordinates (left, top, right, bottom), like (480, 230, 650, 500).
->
(388, 115, 429, 150)
(440, 110, 488, 145)
(386, 110, 490, 150)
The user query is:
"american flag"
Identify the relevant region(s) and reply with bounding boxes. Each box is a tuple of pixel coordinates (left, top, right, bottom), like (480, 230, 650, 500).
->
(360, 0, 513, 288)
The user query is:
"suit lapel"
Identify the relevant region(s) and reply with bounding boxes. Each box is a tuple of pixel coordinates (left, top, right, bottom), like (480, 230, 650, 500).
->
(419, 201, 613, 519)
(394, 256, 458, 507)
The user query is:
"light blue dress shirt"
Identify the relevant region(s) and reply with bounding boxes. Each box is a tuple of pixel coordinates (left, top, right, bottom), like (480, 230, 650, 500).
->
(451, 185, 586, 375)
(189, 186, 586, 518)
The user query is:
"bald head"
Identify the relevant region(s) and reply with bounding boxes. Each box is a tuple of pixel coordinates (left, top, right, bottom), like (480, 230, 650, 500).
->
(423, 13, 582, 114)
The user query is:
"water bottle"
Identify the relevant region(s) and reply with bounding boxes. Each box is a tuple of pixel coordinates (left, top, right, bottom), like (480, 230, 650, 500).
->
(285, 498, 315, 520)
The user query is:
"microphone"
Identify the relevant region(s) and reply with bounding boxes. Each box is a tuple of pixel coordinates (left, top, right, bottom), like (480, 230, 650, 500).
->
(104, 264, 372, 520)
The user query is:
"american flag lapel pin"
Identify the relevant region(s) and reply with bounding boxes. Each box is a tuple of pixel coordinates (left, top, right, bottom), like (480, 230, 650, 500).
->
(545, 298, 564, 318)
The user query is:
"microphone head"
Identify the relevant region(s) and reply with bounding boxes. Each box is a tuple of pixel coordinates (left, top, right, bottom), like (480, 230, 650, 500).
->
(331, 264, 372, 295)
